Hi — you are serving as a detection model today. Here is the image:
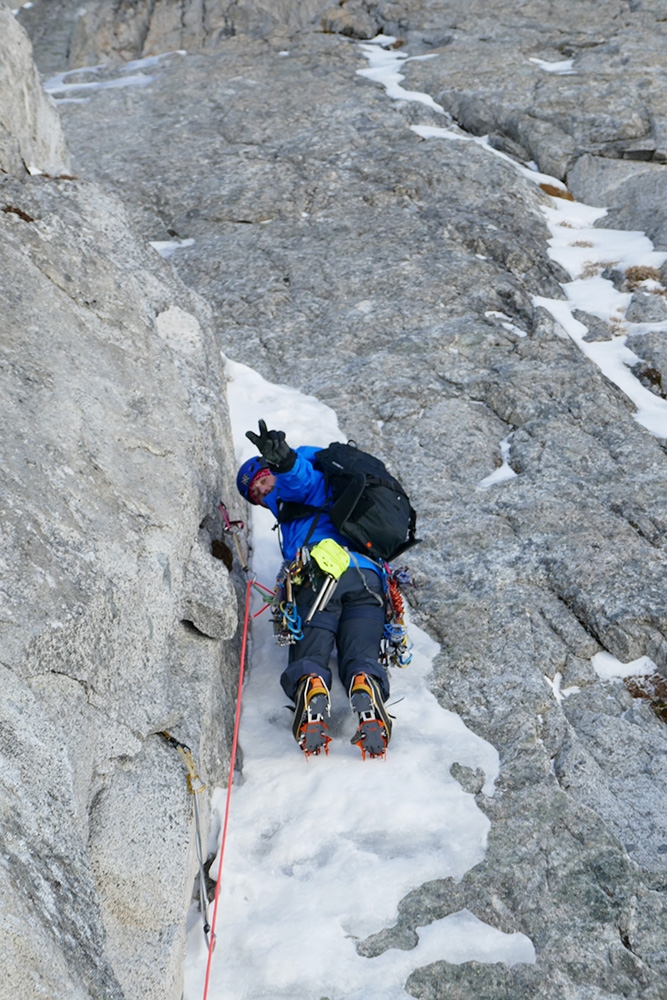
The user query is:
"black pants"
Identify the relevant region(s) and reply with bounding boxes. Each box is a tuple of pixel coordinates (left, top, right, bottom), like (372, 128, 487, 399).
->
(280, 565, 389, 703)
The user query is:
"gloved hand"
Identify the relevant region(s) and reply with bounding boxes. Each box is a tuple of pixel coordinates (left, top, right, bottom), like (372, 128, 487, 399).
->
(245, 419, 297, 473)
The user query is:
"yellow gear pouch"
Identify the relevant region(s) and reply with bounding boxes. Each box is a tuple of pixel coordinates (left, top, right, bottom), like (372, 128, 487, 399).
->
(310, 539, 350, 579)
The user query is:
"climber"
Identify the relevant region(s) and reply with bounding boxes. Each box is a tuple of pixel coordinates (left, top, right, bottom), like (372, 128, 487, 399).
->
(237, 420, 392, 759)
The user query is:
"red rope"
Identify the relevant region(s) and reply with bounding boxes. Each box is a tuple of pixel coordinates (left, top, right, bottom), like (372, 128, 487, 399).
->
(202, 576, 253, 1000)
(388, 575, 405, 617)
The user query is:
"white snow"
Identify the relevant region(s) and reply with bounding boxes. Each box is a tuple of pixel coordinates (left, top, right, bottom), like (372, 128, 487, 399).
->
(43, 52, 185, 102)
(357, 37, 448, 115)
(532, 192, 667, 438)
(149, 238, 195, 258)
(122, 50, 186, 71)
(409, 123, 570, 191)
(528, 56, 576, 75)
(485, 309, 528, 337)
(544, 672, 580, 703)
(182, 360, 533, 1000)
(44, 71, 155, 99)
(541, 202, 664, 278)
(478, 434, 518, 489)
(592, 651, 658, 680)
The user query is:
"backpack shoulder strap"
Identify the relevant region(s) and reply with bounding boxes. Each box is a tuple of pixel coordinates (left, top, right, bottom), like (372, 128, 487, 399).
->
(277, 500, 321, 523)
(277, 499, 327, 551)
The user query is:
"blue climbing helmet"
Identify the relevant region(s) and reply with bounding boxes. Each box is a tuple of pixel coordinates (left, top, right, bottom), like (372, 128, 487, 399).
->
(237, 456, 269, 503)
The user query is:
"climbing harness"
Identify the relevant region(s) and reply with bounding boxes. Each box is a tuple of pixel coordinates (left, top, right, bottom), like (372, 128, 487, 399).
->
(269, 539, 352, 639)
(267, 542, 414, 665)
(159, 731, 210, 946)
(380, 565, 413, 669)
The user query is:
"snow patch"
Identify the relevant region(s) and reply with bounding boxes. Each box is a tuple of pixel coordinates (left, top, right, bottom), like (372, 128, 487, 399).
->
(592, 652, 658, 680)
(478, 434, 517, 489)
(410, 124, 569, 190)
(357, 37, 448, 116)
(532, 194, 667, 441)
(43, 52, 185, 102)
(405, 62, 667, 441)
(149, 238, 194, 258)
(544, 671, 580, 703)
(44, 71, 155, 99)
(485, 309, 527, 337)
(529, 56, 576, 75)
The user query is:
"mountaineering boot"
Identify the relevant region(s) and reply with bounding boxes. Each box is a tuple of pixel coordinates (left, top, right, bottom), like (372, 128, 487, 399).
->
(349, 673, 392, 759)
(292, 674, 331, 757)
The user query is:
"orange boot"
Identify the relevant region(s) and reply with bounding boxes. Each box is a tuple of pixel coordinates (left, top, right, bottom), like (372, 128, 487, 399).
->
(292, 674, 331, 757)
(349, 673, 392, 760)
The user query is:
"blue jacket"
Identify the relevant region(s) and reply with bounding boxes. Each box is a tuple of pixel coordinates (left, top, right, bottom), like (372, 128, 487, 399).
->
(263, 446, 380, 575)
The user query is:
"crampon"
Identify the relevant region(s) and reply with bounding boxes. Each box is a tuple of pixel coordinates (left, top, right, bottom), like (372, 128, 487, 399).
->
(298, 720, 332, 757)
(292, 674, 332, 758)
(349, 673, 392, 760)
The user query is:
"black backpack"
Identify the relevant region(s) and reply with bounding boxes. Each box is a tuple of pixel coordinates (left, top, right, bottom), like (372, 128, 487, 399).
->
(278, 442, 420, 563)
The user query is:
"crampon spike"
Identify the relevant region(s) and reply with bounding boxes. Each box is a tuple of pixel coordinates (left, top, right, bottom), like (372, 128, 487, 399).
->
(351, 719, 387, 761)
(298, 721, 332, 758)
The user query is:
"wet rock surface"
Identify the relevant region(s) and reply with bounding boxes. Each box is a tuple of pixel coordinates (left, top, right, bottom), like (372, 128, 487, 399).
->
(8, 0, 667, 998)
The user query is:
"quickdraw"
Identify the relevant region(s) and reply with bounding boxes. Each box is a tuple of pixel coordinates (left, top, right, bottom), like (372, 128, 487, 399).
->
(279, 597, 304, 641)
(218, 501, 247, 571)
(380, 566, 413, 668)
(159, 731, 210, 945)
(270, 549, 311, 644)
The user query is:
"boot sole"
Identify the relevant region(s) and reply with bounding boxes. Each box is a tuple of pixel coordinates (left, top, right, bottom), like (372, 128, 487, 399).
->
(350, 677, 391, 759)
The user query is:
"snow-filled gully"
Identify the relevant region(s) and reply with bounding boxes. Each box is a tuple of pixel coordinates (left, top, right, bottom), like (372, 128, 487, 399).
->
(184, 363, 531, 1000)
(176, 35, 667, 1000)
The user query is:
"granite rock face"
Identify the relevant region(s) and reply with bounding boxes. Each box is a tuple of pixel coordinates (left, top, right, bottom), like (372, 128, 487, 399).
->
(10, 1, 667, 999)
(18, 0, 332, 72)
(0, 4, 69, 177)
(0, 169, 242, 1000)
(0, 22, 243, 1000)
(392, 1, 667, 250)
